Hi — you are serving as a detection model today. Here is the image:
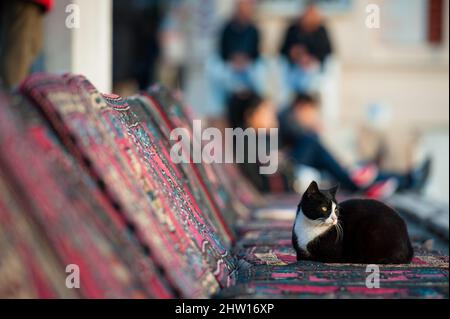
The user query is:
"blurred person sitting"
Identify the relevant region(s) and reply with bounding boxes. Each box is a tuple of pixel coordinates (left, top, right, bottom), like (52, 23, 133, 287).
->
(280, 1, 332, 67)
(228, 91, 295, 193)
(207, 0, 266, 119)
(0, 0, 53, 89)
(278, 1, 332, 102)
(228, 91, 366, 194)
(228, 91, 430, 197)
(220, 0, 260, 72)
(279, 93, 432, 197)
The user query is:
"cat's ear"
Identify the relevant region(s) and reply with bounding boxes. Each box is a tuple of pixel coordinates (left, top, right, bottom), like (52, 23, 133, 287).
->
(306, 181, 319, 196)
(329, 184, 339, 198)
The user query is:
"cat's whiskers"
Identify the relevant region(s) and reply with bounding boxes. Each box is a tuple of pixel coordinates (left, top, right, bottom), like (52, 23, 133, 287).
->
(334, 221, 343, 244)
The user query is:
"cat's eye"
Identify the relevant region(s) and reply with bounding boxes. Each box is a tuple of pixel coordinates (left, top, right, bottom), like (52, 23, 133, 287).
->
(321, 206, 327, 212)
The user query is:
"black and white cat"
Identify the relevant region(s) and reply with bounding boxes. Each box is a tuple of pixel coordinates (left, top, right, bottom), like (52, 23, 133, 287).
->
(292, 181, 414, 264)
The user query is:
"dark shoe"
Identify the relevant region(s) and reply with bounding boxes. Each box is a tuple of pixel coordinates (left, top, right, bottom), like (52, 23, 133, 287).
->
(410, 157, 432, 192)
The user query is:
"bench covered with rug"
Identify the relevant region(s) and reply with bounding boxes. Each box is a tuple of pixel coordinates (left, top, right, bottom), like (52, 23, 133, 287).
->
(0, 73, 448, 299)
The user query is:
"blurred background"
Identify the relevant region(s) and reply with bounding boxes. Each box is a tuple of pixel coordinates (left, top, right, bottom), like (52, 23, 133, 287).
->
(1, 0, 448, 230)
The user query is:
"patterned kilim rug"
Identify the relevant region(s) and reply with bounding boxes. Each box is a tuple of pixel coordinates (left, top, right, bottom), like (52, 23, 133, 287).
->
(219, 259, 449, 298)
(142, 88, 237, 239)
(20, 73, 243, 296)
(130, 95, 238, 245)
(98, 89, 237, 289)
(0, 171, 76, 298)
(144, 85, 262, 228)
(20, 74, 238, 297)
(219, 245, 449, 299)
(222, 221, 449, 299)
(0, 90, 171, 298)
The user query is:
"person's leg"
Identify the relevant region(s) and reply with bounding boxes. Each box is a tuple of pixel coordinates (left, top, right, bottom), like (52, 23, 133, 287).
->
(248, 58, 268, 96)
(0, 1, 43, 88)
(290, 134, 404, 198)
(290, 133, 360, 191)
(376, 157, 432, 192)
(375, 171, 411, 190)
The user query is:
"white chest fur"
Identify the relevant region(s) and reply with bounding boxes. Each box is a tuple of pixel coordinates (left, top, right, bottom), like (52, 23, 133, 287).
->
(293, 210, 334, 254)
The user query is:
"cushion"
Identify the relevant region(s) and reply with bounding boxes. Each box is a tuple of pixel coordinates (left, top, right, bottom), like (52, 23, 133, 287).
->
(130, 95, 237, 245)
(0, 89, 170, 298)
(20, 73, 221, 297)
(141, 88, 239, 238)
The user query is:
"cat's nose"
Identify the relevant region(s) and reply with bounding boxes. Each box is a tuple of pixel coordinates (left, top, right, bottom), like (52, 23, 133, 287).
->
(331, 214, 338, 225)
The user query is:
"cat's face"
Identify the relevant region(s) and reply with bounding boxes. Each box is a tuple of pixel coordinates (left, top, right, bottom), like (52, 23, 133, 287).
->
(299, 181, 339, 226)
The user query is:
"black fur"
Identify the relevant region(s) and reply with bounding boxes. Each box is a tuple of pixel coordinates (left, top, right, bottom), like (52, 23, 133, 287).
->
(292, 181, 414, 264)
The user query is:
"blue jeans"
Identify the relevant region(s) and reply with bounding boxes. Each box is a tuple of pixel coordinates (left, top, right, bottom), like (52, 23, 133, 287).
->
(206, 55, 267, 117)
